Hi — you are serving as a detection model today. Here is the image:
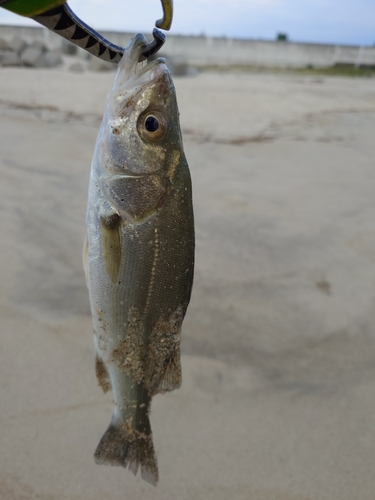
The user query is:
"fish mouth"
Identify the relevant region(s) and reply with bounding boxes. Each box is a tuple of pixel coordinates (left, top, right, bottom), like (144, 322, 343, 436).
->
(112, 34, 167, 91)
(137, 57, 166, 79)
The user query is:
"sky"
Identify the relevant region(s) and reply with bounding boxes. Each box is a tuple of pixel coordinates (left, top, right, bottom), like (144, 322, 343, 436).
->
(0, 0, 374, 46)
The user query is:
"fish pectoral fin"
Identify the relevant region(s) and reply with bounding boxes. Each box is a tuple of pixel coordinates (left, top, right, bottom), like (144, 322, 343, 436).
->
(95, 356, 111, 393)
(94, 416, 159, 486)
(99, 206, 122, 283)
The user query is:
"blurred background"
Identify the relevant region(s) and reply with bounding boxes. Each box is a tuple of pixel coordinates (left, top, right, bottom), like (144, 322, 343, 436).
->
(0, 1, 375, 499)
(1, 0, 375, 44)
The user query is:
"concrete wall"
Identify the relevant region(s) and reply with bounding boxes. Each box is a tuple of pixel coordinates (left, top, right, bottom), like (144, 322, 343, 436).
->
(1, 24, 375, 68)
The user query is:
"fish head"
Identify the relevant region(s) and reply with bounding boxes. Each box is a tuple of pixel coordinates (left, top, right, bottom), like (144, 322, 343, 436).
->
(103, 33, 183, 179)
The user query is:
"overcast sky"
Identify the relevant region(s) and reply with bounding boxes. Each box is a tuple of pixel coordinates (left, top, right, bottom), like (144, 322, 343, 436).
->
(0, 0, 374, 46)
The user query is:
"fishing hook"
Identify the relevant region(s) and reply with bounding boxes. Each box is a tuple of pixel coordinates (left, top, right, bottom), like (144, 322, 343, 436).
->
(2, 0, 173, 63)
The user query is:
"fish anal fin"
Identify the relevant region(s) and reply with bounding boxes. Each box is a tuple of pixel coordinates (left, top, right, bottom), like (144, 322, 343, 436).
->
(95, 355, 111, 393)
(152, 352, 182, 395)
(147, 307, 184, 395)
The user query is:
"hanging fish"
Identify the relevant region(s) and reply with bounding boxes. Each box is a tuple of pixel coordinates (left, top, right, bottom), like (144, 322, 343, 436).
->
(84, 33, 194, 485)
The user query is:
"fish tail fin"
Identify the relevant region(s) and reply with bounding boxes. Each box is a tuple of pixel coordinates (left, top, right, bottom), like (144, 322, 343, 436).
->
(94, 416, 159, 485)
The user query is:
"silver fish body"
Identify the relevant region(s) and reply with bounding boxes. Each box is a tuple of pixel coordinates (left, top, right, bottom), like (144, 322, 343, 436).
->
(84, 34, 194, 485)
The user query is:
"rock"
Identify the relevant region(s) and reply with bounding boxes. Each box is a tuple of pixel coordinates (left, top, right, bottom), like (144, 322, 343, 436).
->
(20, 46, 62, 68)
(61, 39, 77, 56)
(69, 62, 86, 73)
(172, 57, 190, 76)
(0, 51, 21, 67)
(43, 50, 63, 68)
(88, 56, 116, 72)
(0, 50, 8, 63)
(0, 38, 9, 51)
(29, 39, 47, 52)
(21, 46, 45, 67)
(10, 35, 28, 54)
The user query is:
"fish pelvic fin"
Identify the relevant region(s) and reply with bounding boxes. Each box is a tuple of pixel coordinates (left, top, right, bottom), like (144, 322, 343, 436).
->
(94, 417, 159, 486)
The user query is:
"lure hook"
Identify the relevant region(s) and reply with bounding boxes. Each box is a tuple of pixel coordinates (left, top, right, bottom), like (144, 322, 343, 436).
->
(1, 0, 174, 63)
(156, 0, 173, 31)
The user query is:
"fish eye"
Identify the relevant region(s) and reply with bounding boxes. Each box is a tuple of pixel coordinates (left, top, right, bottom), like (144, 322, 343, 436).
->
(145, 116, 159, 132)
(138, 111, 168, 142)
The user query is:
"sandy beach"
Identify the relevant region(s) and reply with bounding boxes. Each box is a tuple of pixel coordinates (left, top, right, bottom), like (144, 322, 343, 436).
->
(1, 66, 375, 499)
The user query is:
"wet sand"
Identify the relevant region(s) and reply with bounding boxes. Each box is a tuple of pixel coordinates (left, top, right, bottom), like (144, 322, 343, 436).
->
(1, 67, 375, 499)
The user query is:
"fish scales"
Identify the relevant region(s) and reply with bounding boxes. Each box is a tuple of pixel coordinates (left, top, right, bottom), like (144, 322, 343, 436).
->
(84, 33, 194, 485)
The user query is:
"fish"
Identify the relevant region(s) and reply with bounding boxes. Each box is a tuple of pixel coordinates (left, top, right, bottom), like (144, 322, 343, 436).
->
(84, 33, 195, 485)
